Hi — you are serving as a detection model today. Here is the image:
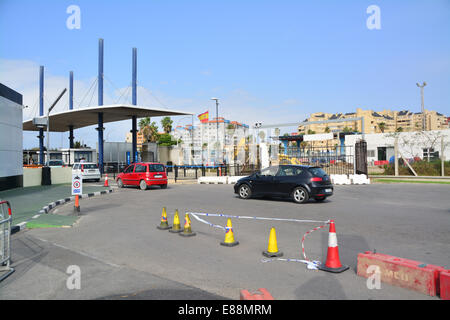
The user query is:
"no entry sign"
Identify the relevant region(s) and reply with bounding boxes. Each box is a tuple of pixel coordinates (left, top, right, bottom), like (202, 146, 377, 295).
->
(72, 174, 83, 195)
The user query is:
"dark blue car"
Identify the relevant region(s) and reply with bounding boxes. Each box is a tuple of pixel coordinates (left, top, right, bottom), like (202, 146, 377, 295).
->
(233, 165, 333, 204)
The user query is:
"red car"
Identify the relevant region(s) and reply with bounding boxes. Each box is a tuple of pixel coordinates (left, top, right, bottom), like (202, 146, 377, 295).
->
(116, 162, 168, 190)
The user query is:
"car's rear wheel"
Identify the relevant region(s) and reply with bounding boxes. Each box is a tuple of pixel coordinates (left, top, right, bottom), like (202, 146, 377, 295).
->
(117, 179, 124, 188)
(140, 180, 148, 190)
(238, 184, 252, 199)
(292, 186, 309, 204)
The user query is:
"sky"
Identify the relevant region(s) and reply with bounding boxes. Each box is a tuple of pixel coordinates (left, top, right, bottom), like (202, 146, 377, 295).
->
(1, 0, 449, 149)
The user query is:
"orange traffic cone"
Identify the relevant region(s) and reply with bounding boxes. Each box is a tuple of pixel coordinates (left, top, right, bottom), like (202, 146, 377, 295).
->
(104, 174, 109, 187)
(318, 220, 349, 273)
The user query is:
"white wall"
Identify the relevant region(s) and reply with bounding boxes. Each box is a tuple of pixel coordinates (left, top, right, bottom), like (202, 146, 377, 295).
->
(23, 167, 72, 187)
(0, 96, 23, 178)
(345, 129, 450, 163)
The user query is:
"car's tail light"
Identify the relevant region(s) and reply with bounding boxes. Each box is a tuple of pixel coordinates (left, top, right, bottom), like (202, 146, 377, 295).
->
(81, 165, 84, 173)
(311, 177, 323, 182)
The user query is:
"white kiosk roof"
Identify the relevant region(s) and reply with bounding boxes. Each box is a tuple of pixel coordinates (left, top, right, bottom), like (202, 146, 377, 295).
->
(23, 104, 193, 132)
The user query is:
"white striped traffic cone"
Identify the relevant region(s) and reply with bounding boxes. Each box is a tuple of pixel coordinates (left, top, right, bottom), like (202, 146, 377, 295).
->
(318, 220, 349, 273)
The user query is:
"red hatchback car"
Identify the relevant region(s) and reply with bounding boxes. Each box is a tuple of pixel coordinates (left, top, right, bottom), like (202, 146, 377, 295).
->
(116, 162, 168, 190)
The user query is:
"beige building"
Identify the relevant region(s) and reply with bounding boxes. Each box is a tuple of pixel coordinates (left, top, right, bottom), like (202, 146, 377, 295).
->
(299, 108, 447, 135)
(125, 131, 145, 151)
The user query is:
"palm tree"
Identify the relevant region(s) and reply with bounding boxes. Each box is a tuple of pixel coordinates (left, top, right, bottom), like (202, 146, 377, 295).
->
(378, 122, 386, 133)
(139, 117, 151, 131)
(139, 117, 160, 142)
(324, 126, 330, 133)
(161, 117, 173, 134)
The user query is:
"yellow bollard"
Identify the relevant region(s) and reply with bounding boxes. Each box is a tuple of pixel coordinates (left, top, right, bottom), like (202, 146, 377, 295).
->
(157, 207, 171, 230)
(220, 218, 239, 247)
(262, 227, 283, 257)
(169, 209, 183, 233)
(179, 213, 196, 237)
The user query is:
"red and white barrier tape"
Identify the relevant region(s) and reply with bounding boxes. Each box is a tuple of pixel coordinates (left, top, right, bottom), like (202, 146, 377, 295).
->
(187, 211, 330, 270)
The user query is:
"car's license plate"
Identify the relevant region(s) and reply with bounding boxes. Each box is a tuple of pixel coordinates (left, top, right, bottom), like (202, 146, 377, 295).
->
(154, 175, 162, 178)
(325, 188, 332, 193)
(89, 170, 96, 173)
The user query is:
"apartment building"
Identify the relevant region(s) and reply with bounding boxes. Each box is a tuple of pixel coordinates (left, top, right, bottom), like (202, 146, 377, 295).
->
(299, 108, 447, 135)
(125, 131, 145, 151)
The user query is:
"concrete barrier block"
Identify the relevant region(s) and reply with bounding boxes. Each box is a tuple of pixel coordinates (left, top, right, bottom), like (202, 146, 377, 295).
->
(331, 174, 351, 185)
(240, 288, 274, 300)
(357, 251, 446, 296)
(227, 176, 247, 184)
(440, 270, 450, 300)
(216, 176, 228, 184)
(198, 176, 228, 184)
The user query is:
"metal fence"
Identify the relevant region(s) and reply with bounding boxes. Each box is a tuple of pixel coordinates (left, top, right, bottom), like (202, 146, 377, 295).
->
(0, 200, 15, 282)
(279, 146, 355, 175)
(170, 164, 261, 182)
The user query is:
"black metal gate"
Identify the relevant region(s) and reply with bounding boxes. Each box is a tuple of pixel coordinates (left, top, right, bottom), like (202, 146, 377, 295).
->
(280, 146, 355, 175)
(355, 140, 368, 175)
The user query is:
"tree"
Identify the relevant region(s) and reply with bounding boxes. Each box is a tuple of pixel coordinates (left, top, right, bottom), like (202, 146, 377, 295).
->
(324, 126, 331, 133)
(307, 129, 316, 134)
(378, 122, 386, 133)
(396, 127, 403, 132)
(157, 133, 177, 146)
(343, 127, 352, 133)
(161, 117, 173, 134)
(139, 117, 160, 143)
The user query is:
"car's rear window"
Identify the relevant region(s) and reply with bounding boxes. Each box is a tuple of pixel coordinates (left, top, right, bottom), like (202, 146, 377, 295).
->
(82, 164, 98, 169)
(149, 164, 165, 172)
(309, 167, 327, 177)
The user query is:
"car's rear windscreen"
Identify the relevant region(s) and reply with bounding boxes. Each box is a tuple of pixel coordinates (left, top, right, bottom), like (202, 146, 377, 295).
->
(149, 164, 165, 172)
(309, 167, 327, 176)
(82, 164, 98, 169)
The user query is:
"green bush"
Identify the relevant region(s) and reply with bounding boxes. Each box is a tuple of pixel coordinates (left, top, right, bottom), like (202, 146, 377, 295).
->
(382, 160, 450, 176)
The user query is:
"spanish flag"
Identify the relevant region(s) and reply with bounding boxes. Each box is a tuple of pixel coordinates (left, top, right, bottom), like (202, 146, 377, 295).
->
(198, 111, 209, 123)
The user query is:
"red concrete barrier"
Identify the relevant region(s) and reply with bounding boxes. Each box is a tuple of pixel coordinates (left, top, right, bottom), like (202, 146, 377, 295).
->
(240, 288, 274, 300)
(440, 270, 450, 300)
(357, 251, 446, 296)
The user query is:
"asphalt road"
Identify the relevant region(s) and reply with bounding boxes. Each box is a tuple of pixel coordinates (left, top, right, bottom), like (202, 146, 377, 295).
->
(1, 183, 449, 300)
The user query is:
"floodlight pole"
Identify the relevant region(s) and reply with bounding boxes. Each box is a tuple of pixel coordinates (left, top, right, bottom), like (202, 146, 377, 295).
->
(39, 66, 45, 165)
(416, 82, 427, 131)
(131, 47, 138, 163)
(46, 88, 67, 166)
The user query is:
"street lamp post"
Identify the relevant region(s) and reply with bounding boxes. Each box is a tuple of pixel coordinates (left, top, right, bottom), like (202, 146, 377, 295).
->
(416, 82, 427, 131)
(211, 98, 220, 164)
